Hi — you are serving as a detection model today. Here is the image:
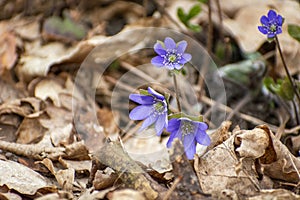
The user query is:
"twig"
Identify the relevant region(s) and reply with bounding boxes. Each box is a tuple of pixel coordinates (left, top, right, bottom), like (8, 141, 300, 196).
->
(200, 95, 279, 131)
(288, 153, 300, 183)
(162, 177, 182, 200)
(226, 93, 252, 120)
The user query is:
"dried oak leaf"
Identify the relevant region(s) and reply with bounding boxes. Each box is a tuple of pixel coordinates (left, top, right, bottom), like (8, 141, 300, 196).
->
(196, 130, 262, 198)
(257, 125, 300, 183)
(0, 160, 55, 195)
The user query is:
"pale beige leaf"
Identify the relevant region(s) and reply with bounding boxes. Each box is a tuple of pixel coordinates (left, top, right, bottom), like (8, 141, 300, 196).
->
(0, 160, 54, 195)
(235, 128, 269, 159)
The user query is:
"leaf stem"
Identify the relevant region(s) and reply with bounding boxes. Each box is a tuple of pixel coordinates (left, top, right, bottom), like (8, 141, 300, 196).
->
(172, 72, 182, 112)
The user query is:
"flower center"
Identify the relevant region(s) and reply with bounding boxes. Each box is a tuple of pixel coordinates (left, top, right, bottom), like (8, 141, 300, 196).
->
(153, 101, 165, 115)
(168, 54, 177, 63)
(270, 24, 277, 32)
(181, 121, 195, 136)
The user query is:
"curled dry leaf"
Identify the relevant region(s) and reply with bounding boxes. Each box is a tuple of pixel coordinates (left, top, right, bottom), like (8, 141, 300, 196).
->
(0, 160, 55, 195)
(196, 130, 262, 198)
(235, 127, 269, 159)
(257, 125, 300, 183)
(34, 79, 65, 107)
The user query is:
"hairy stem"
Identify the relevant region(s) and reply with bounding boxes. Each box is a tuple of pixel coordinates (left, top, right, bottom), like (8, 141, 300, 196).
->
(172, 73, 182, 112)
(275, 36, 300, 125)
(275, 36, 300, 103)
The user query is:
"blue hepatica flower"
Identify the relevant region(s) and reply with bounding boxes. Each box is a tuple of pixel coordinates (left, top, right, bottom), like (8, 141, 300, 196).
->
(258, 10, 283, 39)
(167, 117, 210, 160)
(151, 37, 192, 70)
(129, 87, 168, 135)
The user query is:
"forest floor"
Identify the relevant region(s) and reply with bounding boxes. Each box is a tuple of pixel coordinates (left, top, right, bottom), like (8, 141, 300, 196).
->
(0, 0, 300, 199)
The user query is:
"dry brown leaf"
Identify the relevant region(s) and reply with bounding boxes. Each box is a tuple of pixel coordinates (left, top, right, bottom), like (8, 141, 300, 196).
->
(50, 123, 73, 147)
(0, 160, 55, 195)
(34, 79, 65, 107)
(0, 192, 22, 200)
(107, 189, 146, 200)
(16, 41, 74, 82)
(55, 168, 75, 191)
(196, 131, 262, 198)
(0, 32, 18, 74)
(123, 129, 171, 173)
(93, 168, 118, 190)
(235, 128, 269, 159)
(16, 117, 47, 144)
(248, 189, 300, 200)
(257, 125, 300, 183)
(59, 158, 92, 174)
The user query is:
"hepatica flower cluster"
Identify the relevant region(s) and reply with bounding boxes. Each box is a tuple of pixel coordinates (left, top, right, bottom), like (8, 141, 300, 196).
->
(258, 10, 283, 39)
(129, 37, 210, 160)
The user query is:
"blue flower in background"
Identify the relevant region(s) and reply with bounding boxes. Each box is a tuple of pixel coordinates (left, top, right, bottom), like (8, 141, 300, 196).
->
(129, 87, 168, 135)
(258, 10, 283, 39)
(151, 37, 192, 70)
(167, 117, 210, 160)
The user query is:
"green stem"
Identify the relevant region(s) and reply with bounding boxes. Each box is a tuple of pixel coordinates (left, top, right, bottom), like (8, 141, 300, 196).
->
(275, 36, 300, 103)
(172, 73, 182, 112)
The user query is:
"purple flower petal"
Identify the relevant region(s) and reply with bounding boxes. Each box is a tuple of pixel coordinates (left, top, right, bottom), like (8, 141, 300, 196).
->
(129, 94, 154, 105)
(147, 87, 165, 100)
(276, 28, 282, 35)
(177, 41, 187, 54)
(260, 16, 269, 26)
(139, 114, 158, 131)
(276, 15, 283, 26)
(267, 32, 275, 38)
(154, 42, 167, 55)
(173, 64, 183, 70)
(267, 10, 277, 21)
(129, 105, 153, 120)
(164, 37, 176, 49)
(155, 114, 167, 135)
(167, 128, 181, 148)
(151, 56, 165, 67)
(258, 26, 268, 34)
(195, 130, 210, 146)
(182, 53, 192, 62)
(183, 134, 196, 159)
(194, 121, 208, 131)
(167, 118, 180, 132)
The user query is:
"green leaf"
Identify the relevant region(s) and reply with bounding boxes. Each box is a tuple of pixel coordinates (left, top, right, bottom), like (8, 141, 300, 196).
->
(139, 89, 149, 96)
(198, 0, 207, 3)
(279, 77, 294, 100)
(288, 24, 300, 42)
(187, 23, 201, 32)
(263, 77, 294, 101)
(187, 5, 201, 20)
(168, 113, 204, 122)
(177, 8, 187, 23)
